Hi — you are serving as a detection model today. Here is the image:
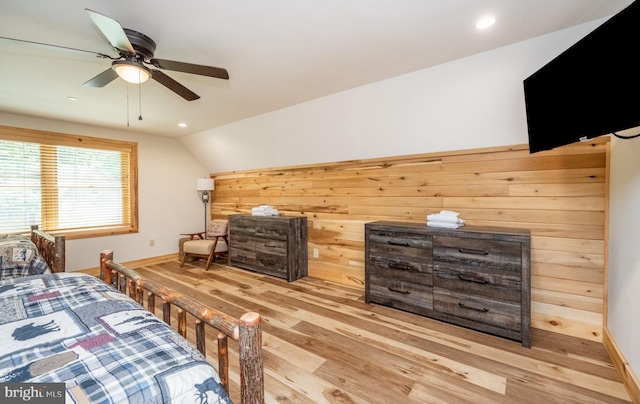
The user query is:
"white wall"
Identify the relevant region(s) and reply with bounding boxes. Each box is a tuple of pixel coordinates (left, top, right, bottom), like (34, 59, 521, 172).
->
(609, 135, 640, 377)
(181, 20, 604, 174)
(0, 112, 209, 270)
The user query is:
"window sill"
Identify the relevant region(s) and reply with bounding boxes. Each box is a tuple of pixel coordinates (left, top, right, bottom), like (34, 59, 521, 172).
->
(46, 225, 138, 240)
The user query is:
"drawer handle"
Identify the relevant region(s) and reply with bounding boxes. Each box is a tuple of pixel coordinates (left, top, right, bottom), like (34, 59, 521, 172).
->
(387, 286, 410, 295)
(458, 275, 488, 284)
(458, 302, 489, 313)
(388, 240, 410, 247)
(388, 262, 414, 271)
(458, 248, 489, 255)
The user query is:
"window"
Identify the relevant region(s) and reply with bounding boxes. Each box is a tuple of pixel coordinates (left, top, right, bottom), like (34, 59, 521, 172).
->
(0, 125, 138, 238)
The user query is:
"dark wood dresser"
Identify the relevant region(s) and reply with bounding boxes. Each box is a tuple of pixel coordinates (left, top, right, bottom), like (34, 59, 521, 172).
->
(228, 215, 308, 282)
(365, 221, 531, 347)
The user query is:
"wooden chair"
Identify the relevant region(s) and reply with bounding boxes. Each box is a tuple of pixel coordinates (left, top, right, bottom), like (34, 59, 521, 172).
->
(180, 219, 229, 270)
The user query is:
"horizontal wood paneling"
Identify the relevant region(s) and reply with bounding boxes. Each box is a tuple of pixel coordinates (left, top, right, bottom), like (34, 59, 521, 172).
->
(210, 139, 609, 342)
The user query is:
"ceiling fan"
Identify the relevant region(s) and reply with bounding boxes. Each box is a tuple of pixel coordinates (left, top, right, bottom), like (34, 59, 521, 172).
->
(2, 8, 229, 101)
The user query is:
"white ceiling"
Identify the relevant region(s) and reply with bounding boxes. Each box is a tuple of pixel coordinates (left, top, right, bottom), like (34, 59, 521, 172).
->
(0, 0, 633, 138)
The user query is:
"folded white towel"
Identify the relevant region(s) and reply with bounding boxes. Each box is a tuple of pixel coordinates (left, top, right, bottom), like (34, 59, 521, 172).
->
(251, 205, 279, 216)
(427, 213, 465, 224)
(427, 221, 463, 229)
(439, 210, 459, 216)
(251, 205, 274, 212)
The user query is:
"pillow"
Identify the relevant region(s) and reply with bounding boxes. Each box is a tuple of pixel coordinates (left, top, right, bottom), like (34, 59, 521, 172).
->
(206, 219, 228, 238)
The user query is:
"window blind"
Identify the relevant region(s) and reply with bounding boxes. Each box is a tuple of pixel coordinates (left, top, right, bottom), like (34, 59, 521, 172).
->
(0, 140, 41, 232)
(0, 127, 137, 237)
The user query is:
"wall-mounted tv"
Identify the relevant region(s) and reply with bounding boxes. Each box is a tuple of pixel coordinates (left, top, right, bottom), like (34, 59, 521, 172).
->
(524, 1, 640, 153)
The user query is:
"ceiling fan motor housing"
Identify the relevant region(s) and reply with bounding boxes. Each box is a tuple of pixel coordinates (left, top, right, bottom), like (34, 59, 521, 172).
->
(123, 28, 156, 60)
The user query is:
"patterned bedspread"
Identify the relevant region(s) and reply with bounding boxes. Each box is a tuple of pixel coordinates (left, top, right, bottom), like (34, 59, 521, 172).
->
(0, 234, 51, 280)
(0, 273, 232, 404)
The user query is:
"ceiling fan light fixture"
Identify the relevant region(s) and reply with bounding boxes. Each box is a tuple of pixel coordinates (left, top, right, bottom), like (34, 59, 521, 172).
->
(112, 60, 151, 84)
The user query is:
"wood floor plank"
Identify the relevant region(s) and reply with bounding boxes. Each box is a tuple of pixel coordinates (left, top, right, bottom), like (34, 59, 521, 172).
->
(125, 260, 631, 403)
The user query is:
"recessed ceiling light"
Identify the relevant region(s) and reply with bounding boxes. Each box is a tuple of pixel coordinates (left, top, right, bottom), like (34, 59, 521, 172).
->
(67, 96, 79, 101)
(178, 123, 188, 128)
(476, 16, 496, 30)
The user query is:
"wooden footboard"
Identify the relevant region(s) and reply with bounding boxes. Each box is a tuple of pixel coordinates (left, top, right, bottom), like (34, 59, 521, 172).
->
(99, 250, 264, 403)
(30, 225, 65, 273)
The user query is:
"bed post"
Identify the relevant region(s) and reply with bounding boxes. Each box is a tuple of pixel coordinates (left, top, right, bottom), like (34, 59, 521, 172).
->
(100, 250, 114, 286)
(239, 312, 264, 404)
(30, 224, 66, 273)
(52, 235, 65, 272)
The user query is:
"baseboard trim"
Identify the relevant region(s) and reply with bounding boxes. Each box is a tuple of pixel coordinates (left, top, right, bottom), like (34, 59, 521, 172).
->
(604, 327, 640, 403)
(77, 253, 179, 276)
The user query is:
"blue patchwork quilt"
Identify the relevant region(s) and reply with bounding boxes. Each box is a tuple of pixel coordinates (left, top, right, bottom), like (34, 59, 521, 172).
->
(0, 234, 51, 280)
(0, 273, 232, 404)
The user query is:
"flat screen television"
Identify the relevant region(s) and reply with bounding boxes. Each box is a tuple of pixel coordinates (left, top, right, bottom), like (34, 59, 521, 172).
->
(523, 0, 640, 153)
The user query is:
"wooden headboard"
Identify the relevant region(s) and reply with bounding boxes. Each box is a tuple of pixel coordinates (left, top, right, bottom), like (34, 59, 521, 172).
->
(30, 225, 65, 273)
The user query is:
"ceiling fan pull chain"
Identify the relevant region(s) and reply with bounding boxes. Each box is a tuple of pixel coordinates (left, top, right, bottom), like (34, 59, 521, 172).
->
(126, 83, 130, 127)
(138, 79, 143, 121)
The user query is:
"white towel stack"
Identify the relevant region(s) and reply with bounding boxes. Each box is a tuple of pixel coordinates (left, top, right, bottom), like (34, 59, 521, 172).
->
(427, 210, 465, 229)
(251, 205, 279, 216)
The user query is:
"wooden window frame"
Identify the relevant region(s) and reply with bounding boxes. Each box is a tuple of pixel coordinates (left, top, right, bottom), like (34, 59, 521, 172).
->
(0, 125, 138, 240)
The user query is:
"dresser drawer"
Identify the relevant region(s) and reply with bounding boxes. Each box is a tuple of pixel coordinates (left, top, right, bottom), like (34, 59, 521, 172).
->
(368, 260, 432, 290)
(369, 274, 433, 312)
(433, 236, 522, 271)
(368, 229, 432, 260)
(433, 263, 521, 302)
(434, 288, 521, 332)
(254, 238, 287, 256)
(255, 221, 289, 240)
(230, 216, 289, 239)
(230, 232, 256, 249)
(228, 246, 256, 268)
(229, 216, 259, 235)
(368, 254, 432, 278)
(255, 252, 288, 278)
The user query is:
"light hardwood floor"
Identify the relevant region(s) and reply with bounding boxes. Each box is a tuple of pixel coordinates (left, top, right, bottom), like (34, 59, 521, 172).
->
(118, 258, 631, 403)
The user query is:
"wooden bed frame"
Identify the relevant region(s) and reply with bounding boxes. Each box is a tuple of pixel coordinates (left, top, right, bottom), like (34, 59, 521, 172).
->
(30, 224, 65, 273)
(99, 250, 264, 403)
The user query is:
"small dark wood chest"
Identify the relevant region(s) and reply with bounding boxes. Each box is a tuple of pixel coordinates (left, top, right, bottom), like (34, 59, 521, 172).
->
(228, 215, 308, 282)
(365, 221, 531, 347)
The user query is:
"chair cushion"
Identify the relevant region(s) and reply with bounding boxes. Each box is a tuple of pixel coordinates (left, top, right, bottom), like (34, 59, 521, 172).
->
(183, 238, 228, 255)
(206, 219, 229, 238)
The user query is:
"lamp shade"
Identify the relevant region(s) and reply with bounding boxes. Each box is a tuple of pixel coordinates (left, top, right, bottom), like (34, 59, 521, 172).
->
(196, 178, 214, 191)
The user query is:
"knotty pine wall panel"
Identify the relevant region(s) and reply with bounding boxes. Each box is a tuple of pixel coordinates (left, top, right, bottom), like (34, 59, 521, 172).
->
(210, 138, 609, 342)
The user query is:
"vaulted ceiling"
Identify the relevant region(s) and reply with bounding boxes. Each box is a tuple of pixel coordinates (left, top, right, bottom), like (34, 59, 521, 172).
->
(0, 0, 633, 138)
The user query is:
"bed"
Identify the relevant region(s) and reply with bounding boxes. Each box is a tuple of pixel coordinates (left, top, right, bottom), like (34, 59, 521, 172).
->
(0, 225, 65, 280)
(0, 228, 264, 403)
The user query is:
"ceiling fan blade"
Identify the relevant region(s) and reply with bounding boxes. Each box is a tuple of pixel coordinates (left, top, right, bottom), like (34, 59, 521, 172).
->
(150, 58, 229, 80)
(151, 70, 200, 101)
(0, 36, 114, 59)
(85, 9, 135, 54)
(83, 68, 119, 88)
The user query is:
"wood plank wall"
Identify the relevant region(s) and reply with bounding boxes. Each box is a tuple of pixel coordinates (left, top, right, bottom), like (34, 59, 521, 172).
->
(210, 138, 609, 342)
